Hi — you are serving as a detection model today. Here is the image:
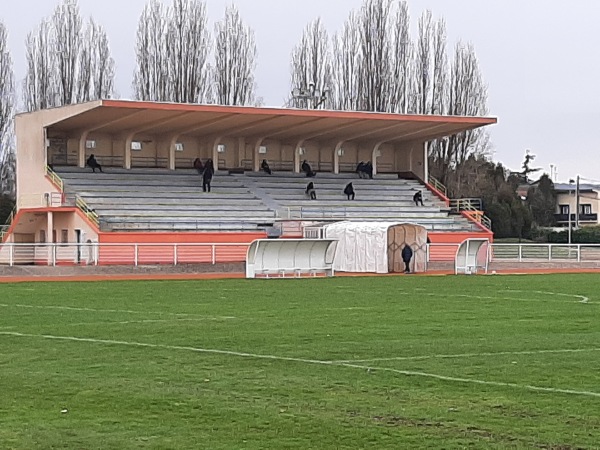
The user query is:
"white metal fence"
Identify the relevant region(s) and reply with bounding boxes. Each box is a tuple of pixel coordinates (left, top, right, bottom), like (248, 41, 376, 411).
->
(1, 242, 600, 267)
(0, 242, 249, 267)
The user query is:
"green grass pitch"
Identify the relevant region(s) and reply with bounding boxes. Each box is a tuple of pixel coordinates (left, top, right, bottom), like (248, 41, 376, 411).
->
(0, 274, 599, 449)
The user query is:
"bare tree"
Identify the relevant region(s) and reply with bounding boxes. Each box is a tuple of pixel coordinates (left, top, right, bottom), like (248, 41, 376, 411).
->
(133, 0, 169, 101)
(433, 41, 490, 187)
(79, 20, 115, 102)
(214, 4, 257, 106)
(331, 12, 363, 111)
(425, 17, 450, 168)
(0, 21, 15, 198)
(414, 10, 433, 114)
(23, 0, 115, 111)
(430, 18, 449, 115)
(168, 0, 212, 103)
(358, 0, 392, 112)
(23, 20, 56, 111)
(389, 1, 413, 114)
(134, 0, 213, 103)
(53, 0, 83, 105)
(289, 18, 332, 109)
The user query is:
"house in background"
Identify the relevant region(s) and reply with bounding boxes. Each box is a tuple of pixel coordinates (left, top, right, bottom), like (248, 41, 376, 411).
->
(554, 183, 600, 227)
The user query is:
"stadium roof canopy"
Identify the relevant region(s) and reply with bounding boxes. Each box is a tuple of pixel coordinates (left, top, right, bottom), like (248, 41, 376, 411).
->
(43, 100, 497, 144)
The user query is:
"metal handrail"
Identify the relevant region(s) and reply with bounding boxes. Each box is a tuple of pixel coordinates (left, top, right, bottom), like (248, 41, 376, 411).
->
(75, 195, 99, 227)
(450, 198, 483, 211)
(0, 207, 16, 241)
(450, 198, 492, 231)
(46, 165, 64, 192)
(428, 175, 447, 197)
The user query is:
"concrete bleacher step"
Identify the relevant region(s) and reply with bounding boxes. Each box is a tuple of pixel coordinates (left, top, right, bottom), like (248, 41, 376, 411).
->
(243, 171, 402, 180)
(76, 187, 254, 195)
(81, 197, 267, 206)
(55, 167, 476, 233)
(275, 200, 442, 208)
(93, 204, 271, 212)
(270, 195, 435, 202)
(63, 178, 245, 188)
(98, 210, 276, 218)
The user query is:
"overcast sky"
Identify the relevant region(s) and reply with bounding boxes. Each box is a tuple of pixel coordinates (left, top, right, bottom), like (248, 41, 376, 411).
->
(3, 0, 600, 183)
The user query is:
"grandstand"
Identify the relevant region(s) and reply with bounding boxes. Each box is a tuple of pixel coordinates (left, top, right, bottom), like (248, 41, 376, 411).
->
(2, 100, 496, 265)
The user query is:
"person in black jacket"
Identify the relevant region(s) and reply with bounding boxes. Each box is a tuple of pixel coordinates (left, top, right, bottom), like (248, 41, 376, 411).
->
(261, 159, 272, 175)
(363, 161, 373, 179)
(401, 244, 413, 273)
(356, 161, 367, 179)
(306, 181, 317, 200)
(301, 160, 316, 177)
(413, 190, 424, 206)
(193, 158, 204, 174)
(203, 159, 215, 192)
(86, 154, 103, 173)
(344, 182, 355, 200)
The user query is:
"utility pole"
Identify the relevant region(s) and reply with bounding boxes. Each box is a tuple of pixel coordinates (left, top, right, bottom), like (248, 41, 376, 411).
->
(567, 204, 572, 245)
(575, 175, 580, 229)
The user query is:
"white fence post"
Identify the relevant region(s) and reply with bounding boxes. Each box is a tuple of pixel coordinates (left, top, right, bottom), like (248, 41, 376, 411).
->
(173, 244, 178, 266)
(52, 244, 57, 266)
(9, 243, 13, 267)
(134, 244, 138, 266)
(211, 245, 216, 265)
(518, 245, 522, 262)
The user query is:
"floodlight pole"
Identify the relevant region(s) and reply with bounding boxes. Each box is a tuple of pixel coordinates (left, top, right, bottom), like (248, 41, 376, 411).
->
(291, 83, 329, 109)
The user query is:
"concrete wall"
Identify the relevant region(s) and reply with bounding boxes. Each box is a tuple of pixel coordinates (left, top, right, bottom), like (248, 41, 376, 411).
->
(15, 102, 101, 207)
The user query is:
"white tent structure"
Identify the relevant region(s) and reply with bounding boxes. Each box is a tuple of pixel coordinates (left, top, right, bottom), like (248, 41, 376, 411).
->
(323, 221, 428, 274)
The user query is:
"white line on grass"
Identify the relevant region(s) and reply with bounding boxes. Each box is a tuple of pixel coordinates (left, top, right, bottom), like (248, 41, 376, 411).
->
(419, 292, 592, 304)
(2, 331, 599, 399)
(338, 362, 600, 399)
(65, 318, 229, 327)
(504, 290, 590, 304)
(333, 347, 600, 363)
(0, 303, 236, 320)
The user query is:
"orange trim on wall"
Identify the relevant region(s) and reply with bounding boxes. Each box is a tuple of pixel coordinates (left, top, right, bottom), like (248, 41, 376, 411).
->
(1, 209, 23, 243)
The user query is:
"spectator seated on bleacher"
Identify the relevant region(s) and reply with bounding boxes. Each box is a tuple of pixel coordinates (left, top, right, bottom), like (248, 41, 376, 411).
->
(193, 158, 204, 174)
(356, 161, 373, 179)
(364, 161, 373, 179)
(86, 154, 103, 173)
(413, 190, 424, 206)
(302, 160, 316, 177)
(344, 182, 355, 200)
(306, 181, 317, 200)
(261, 159, 272, 175)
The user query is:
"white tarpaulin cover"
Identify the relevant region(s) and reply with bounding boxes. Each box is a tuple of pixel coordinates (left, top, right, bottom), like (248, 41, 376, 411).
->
(323, 221, 427, 274)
